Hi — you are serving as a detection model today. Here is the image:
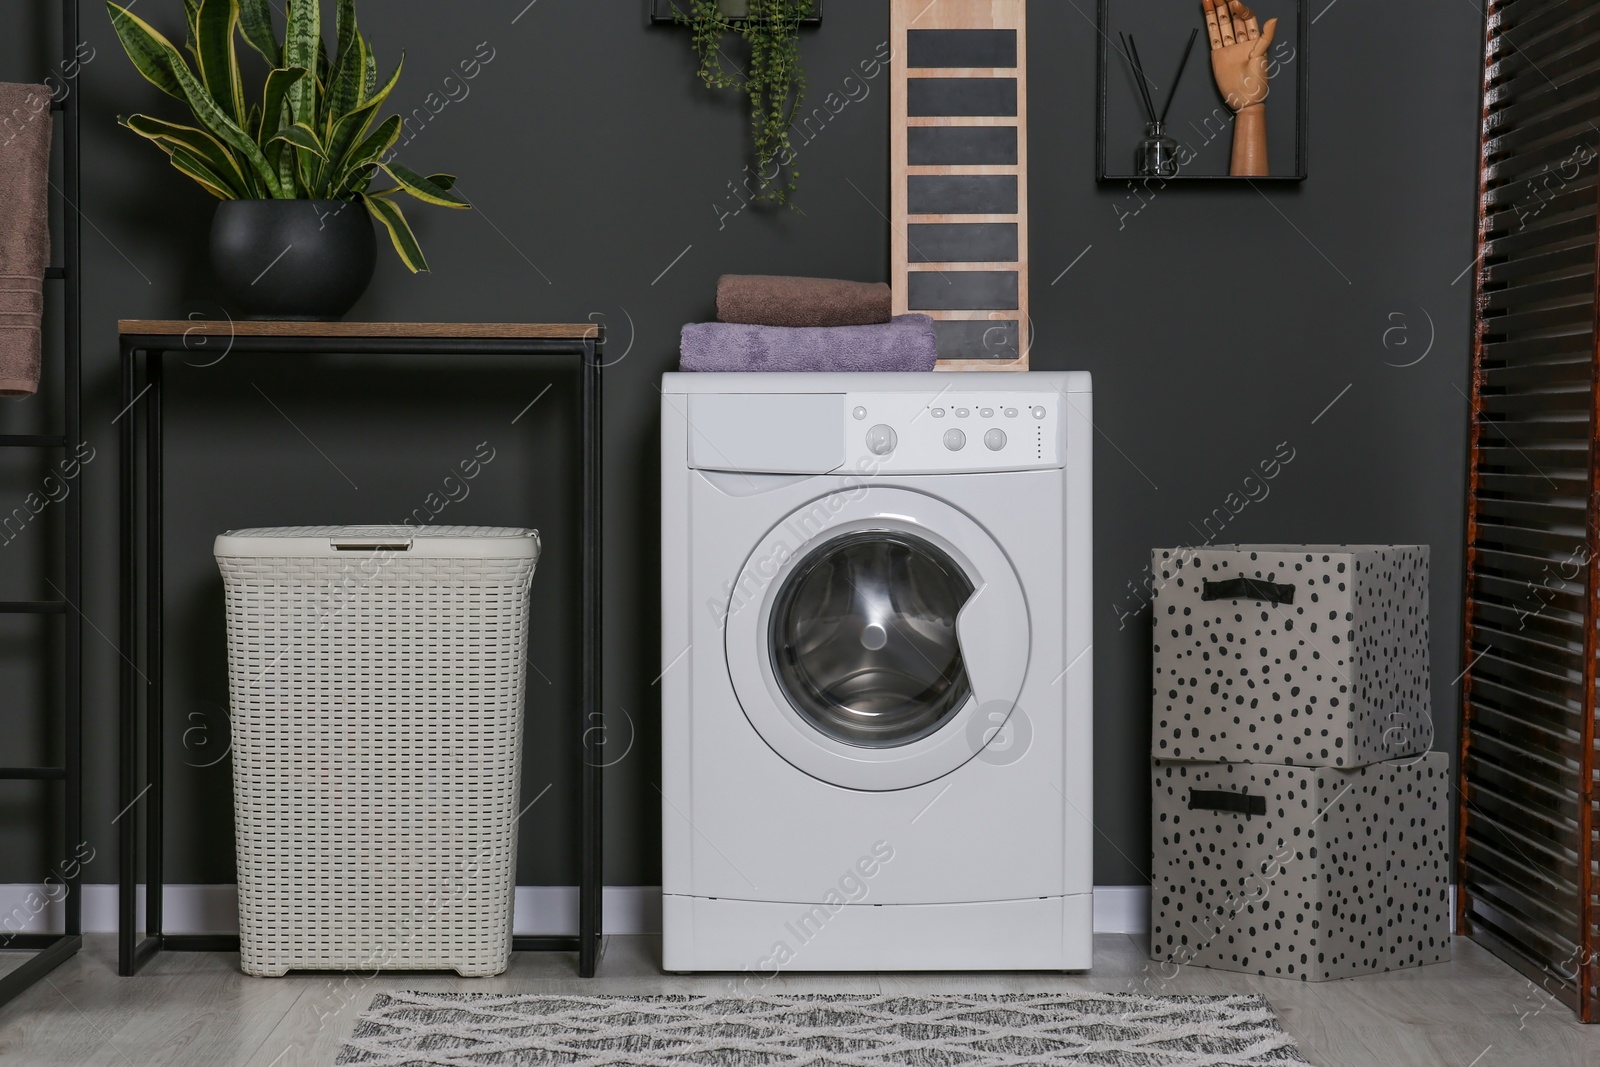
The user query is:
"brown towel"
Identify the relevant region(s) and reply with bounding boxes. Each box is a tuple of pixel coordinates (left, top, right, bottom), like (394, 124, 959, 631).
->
(717, 275, 892, 328)
(0, 84, 54, 398)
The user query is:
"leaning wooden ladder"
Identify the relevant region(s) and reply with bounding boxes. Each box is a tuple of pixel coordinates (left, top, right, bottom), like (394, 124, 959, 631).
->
(0, 0, 84, 1012)
(1458, 0, 1600, 1024)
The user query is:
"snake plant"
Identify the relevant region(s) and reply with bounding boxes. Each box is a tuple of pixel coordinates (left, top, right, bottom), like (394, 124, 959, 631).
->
(106, 0, 467, 272)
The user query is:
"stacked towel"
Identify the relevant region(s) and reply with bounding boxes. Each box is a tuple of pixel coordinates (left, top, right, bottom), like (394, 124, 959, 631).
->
(681, 315, 938, 374)
(0, 84, 53, 398)
(717, 274, 892, 328)
(683, 274, 933, 372)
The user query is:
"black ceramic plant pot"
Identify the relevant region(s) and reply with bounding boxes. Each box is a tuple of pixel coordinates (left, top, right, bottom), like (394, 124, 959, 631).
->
(210, 199, 377, 321)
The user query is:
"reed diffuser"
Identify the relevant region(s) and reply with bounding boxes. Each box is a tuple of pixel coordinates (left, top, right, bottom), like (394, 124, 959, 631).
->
(1121, 28, 1199, 178)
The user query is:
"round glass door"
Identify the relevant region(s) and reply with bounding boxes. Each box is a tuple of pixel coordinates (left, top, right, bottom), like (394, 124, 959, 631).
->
(769, 531, 975, 748)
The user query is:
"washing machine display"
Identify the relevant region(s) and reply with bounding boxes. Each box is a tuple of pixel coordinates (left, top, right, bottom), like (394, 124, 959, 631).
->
(770, 530, 975, 749)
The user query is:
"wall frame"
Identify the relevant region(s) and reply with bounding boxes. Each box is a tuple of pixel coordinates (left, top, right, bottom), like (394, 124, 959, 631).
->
(1096, 0, 1308, 182)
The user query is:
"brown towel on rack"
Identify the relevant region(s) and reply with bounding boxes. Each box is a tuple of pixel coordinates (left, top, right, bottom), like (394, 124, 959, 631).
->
(716, 275, 892, 328)
(0, 84, 54, 398)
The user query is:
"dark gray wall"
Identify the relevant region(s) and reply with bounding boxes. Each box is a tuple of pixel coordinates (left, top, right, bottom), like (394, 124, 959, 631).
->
(0, 1, 1483, 890)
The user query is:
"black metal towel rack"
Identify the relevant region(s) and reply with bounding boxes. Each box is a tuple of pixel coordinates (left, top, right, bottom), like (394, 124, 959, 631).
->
(0, 0, 84, 1013)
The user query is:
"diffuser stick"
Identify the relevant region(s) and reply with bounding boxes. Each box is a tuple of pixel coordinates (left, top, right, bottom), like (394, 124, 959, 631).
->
(1160, 28, 1201, 124)
(1122, 33, 1158, 124)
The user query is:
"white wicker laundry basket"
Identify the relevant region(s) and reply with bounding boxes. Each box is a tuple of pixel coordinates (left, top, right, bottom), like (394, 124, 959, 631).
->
(215, 525, 541, 978)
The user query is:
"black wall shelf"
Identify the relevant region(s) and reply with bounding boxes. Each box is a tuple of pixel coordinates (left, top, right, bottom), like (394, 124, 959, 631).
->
(1096, 0, 1308, 182)
(650, 0, 822, 26)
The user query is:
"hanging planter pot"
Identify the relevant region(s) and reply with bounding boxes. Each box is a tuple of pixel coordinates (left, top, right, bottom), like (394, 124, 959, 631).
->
(210, 200, 378, 321)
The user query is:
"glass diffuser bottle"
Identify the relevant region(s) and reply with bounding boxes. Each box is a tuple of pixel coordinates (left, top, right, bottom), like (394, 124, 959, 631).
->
(1138, 122, 1180, 178)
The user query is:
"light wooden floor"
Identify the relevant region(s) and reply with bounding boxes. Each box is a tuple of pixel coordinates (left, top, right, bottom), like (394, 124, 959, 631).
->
(0, 935, 1596, 1065)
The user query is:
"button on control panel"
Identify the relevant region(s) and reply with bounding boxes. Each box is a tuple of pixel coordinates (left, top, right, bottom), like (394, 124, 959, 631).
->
(843, 392, 1062, 473)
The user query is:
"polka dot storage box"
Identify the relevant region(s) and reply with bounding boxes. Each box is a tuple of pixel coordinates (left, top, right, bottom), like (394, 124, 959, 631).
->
(214, 526, 540, 978)
(1150, 753, 1451, 981)
(1150, 545, 1432, 768)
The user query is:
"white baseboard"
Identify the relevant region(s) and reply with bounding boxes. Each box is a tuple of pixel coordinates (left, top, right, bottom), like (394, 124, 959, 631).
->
(1091, 886, 1149, 934)
(2, 883, 1453, 940)
(0, 884, 1150, 938)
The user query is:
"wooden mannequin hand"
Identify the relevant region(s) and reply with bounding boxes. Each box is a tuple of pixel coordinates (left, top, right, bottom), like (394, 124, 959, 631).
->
(1204, 0, 1277, 110)
(1203, 0, 1276, 176)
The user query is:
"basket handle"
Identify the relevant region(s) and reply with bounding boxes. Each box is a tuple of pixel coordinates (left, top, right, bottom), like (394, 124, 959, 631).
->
(330, 536, 414, 552)
(1188, 788, 1266, 817)
(1201, 576, 1295, 606)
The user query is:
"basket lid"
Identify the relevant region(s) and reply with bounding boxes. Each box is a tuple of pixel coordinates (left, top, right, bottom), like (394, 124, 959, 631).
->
(214, 525, 541, 560)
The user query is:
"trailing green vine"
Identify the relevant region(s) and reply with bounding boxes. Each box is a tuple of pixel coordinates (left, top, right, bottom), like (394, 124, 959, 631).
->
(676, 0, 812, 207)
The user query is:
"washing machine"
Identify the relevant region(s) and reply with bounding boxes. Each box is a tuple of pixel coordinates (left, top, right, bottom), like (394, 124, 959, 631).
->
(660, 372, 1093, 972)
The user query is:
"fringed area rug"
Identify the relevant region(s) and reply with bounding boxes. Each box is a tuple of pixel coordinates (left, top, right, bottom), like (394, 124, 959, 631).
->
(336, 991, 1313, 1066)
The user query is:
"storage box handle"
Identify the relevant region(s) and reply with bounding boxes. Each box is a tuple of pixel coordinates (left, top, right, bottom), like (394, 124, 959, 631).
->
(330, 537, 413, 552)
(1201, 577, 1295, 606)
(1188, 789, 1266, 817)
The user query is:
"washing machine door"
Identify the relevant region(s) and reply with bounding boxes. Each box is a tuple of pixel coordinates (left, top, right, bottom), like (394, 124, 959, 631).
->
(724, 487, 1030, 791)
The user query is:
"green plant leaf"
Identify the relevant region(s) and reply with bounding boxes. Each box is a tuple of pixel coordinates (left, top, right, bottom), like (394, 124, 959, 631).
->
(169, 145, 238, 199)
(360, 51, 403, 111)
(237, 0, 278, 63)
(425, 173, 456, 191)
(106, 2, 187, 100)
(256, 65, 308, 142)
(277, 139, 296, 197)
(295, 138, 319, 195)
(323, 95, 382, 176)
(121, 113, 253, 197)
(333, 0, 358, 79)
(331, 112, 399, 191)
(270, 121, 327, 159)
(362, 192, 429, 273)
(193, 0, 243, 125)
(109, 1, 283, 196)
(182, 0, 200, 54)
(379, 161, 469, 208)
(321, 54, 401, 182)
(326, 32, 366, 133)
(162, 33, 283, 195)
(283, 0, 320, 125)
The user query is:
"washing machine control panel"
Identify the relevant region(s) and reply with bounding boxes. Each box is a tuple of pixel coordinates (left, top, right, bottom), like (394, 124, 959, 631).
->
(843, 392, 1064, 473)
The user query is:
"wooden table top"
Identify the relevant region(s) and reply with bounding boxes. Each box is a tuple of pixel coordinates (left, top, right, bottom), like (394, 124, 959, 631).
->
(118, 320, 601, 340)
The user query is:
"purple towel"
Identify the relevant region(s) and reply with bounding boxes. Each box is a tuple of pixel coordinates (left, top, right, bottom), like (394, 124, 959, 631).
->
(680, 315, 938, 373)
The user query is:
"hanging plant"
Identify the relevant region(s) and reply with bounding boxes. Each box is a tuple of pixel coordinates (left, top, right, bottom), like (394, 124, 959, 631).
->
(676, 0, 811, 207)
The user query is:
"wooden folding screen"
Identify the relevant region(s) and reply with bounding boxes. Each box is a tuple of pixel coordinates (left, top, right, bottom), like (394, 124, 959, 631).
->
(1459, 0, 1600, 1022)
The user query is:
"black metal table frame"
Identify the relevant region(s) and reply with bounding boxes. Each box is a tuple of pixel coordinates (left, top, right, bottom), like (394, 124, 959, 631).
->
(118, 329, 604, 978)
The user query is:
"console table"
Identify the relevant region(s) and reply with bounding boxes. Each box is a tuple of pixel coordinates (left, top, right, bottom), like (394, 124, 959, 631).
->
(116, 321, 604, 978)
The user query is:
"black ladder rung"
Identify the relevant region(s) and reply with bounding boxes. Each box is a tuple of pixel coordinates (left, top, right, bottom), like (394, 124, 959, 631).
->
(0, 767, 66, 781)
(45, 267, 65, 280)
(0, 435, 67, 448)
(0, 601, 67, 614)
